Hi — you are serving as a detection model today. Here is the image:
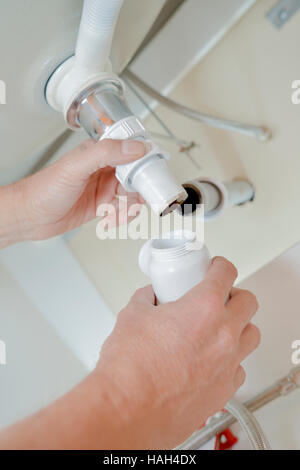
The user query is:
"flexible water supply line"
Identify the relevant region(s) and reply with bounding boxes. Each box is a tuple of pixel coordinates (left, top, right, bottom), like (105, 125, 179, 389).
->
(178, 366, 300, 450)
(225, 399, 271, 450)
(75, 0, 124, 73)
(124, 70, 271, 142)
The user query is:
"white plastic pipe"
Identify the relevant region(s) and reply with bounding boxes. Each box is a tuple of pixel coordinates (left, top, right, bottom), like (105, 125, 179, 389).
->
(139, 231, 211, 304)
(75, 0, 124, 73)
(46, 0, 125, 113)
(181, 178, 255, 220)
(223, 180, 255, 207)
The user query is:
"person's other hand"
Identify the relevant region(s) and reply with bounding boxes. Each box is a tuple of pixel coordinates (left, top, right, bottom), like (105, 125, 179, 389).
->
(0, 257, 260, 450)
(13, 139, 146, 241)
(97, 257, 260, 449)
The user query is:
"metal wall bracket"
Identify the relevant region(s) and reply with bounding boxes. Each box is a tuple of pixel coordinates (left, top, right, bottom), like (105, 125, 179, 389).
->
(266, 0, 300, 29)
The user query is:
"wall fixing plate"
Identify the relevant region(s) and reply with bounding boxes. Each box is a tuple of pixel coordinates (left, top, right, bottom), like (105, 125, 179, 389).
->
(266, 0, 300, 29)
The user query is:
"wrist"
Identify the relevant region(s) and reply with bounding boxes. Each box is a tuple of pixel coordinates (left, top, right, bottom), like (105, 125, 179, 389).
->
(65, 368, 140, 449)
(92, 366, 138, 428)
(92, 362, 158, 449)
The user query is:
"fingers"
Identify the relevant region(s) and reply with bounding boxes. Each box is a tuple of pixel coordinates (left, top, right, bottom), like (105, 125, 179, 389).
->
(233, 324, 260, 391)
(238, 323, 261, 362)
(131, 285, 156, 305)
(226, 288, 259, 335)
(178, 257, 238, 322)
(233, 365, 246, 389)
(59, 139, 146, 181)
(200, 257, 238, 303)
(97, 191, 142, 229)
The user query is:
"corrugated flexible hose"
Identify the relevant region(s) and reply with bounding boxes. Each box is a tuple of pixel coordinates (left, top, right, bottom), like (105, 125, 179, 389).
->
(225, 398, 271, 450)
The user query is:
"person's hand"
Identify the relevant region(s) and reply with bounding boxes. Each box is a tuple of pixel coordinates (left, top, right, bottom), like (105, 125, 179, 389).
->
(0, 257, 260, 450)
(96, 257, 260, 449)
(12, 139, 146, 241)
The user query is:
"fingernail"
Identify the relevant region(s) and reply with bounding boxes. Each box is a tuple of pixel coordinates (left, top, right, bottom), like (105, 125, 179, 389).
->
(122, 140, 146, 156)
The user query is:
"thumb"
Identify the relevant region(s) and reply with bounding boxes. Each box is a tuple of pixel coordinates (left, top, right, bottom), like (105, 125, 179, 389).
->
(131, 285, 156, 305)
(57, 139, 146, 181)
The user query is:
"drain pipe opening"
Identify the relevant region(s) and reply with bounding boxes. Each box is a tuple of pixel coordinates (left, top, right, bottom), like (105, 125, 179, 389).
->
(179, 178, 255, 219)
(179, 185, 203, 216)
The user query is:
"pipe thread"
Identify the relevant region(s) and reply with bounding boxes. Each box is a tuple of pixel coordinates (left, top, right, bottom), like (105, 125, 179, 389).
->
(151, 235, 196, 261)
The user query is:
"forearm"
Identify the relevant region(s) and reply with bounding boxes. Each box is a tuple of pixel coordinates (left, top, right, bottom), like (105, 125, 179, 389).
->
(0, 372, 126, 449)
(0, 370, 140, 450)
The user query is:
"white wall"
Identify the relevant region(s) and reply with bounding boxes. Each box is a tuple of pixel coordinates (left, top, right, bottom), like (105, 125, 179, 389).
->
(0, 238, 116, 371)
(0, 261, 86, 428)
(0, 236, 117, 429)
(232, 243, 300, 450)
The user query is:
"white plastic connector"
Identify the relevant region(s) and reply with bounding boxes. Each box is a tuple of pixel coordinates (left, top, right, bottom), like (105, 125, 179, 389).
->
(181, 177, 228, 219)
(45, 56, 122, 127)
(102, 116, 187, 215)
